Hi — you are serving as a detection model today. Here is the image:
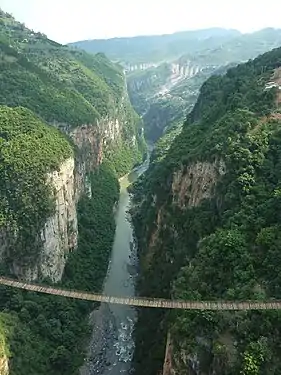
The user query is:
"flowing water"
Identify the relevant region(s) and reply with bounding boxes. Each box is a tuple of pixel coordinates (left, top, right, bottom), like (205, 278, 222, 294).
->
(81, 156, 150, 375)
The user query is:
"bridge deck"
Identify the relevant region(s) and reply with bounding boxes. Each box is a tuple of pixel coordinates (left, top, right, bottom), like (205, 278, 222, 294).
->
(0, 277, 279, 310)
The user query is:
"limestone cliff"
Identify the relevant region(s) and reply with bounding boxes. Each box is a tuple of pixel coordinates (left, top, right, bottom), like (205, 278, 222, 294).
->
(0, 92, 143, 283)
(133, 158, 226, 375)
(154, 162, 224, 375)
(0, 154, 78, 283)
(144, 160, 225, 258)
(134, 46, 281, 375)
(7, 111, 139, 282)
(0, 355, 9, 375)
(162, 333, 174, 375)
(14, 158, 78, 282)
(124, 62, 158, 73)
(171, 161, 225, 208)
(127, 62, 203, 97)
(0, 11, 147, 375)
(0, 314, 12, 375)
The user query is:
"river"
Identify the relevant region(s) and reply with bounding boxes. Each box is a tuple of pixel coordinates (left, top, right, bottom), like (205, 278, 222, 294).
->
(81, 155, 150, 375)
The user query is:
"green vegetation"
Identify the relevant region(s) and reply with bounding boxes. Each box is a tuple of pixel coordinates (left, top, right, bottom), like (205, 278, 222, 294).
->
(63, 163, 119, 291)
(105, 101, 147, 176)
(142, 97, 185, 142)
(133, 47, 281, 374)
(69, 28, 241, 65)
(0, 287, 92, 375)
(127, 61, 222, 142)
(70, 27, 281, 68)
(126, 28, 281, 143)
(0, 163, 119, 375)
(0, 9, 136, 127)
(0, 313, 15, 362)
(150, 121, 183, 163)
(0, 106, 72, 263)
(127, 63, 172, 115)
(0, 9, 145, 375)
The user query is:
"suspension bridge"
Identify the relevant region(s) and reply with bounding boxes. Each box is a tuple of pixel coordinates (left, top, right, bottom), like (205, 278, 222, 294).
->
(0, 276, 280, 310)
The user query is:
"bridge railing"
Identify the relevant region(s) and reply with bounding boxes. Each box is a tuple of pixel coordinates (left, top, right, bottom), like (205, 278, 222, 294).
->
(1, 276, 281, 310)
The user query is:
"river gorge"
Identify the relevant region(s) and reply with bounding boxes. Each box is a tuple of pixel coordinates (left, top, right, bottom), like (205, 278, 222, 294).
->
(81, 156, 150, 375)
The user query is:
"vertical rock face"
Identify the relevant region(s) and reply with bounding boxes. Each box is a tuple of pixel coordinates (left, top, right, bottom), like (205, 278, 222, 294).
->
(171, 63, 202, 79)
(11, 158, 77, 282)
(162, 333, 175, 375)
(171, 161, 226, 208)
(134, 158, 226, 375)
(0, 57, 142, 281)
(70, 124, 102, 199)
(124, 62, 158, 72)
(0, 322, 9, 375)
(39, 157, 77, 282)
(0, 230, 9, 264)
(4, 110, 138, 282)
(0, 355, 9, 375)
(70, 117, 123, 198)
(162, 333, 201, 375)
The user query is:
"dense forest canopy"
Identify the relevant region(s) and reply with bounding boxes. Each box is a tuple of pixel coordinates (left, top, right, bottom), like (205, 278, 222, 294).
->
(132, 46, 281, 375)
(0, 8, 145, 375)
(0, 9, 128, 126)
(2, 5, 281, 375)
(0, 105, 73, 260)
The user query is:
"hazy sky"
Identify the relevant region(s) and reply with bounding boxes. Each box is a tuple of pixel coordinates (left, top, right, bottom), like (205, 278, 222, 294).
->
(1, 0, 281, 44)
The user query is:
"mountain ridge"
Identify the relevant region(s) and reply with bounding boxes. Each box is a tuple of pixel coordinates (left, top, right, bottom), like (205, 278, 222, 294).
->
(69, 28, 241, 64)
(132, 45, 281, 375)
(0, 8, 146, 375)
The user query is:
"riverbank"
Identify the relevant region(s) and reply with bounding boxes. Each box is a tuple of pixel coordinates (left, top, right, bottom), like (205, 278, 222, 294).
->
(80, 157, 150, 375)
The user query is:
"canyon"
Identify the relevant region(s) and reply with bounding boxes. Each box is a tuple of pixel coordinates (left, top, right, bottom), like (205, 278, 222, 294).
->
(2, 7, 281, 375)
(0, 9, 145, 375)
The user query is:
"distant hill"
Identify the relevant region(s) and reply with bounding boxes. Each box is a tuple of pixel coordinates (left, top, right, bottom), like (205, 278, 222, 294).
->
(69, 28, 281, 72)
(123, 28, 281, 142)
(69, 28, 241, 65)
(193, 27, 281, 65)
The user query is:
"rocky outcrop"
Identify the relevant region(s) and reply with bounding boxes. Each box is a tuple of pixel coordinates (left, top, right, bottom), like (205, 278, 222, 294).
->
(124, 62, 158, 73)
(4, 104, 139, 282)
(0, 230, 10, 264)
(11, 157, 77, 282)
(126, 61, 202, 78)
(162, 331, 237, 375)
(0, 355, 9, 375)
(68, 117, 123, 197)
(171, 63, 202, 78)
(38, 157, 77, 281)
(172, 161, 226, 208)
(70, 124, 102, 199)
(163, 333, 175, 375)
(0, 323, 9, 375)
(133, 158, 227, 375)
(127, 62, 203, 95)
(128, 73, 162, 93)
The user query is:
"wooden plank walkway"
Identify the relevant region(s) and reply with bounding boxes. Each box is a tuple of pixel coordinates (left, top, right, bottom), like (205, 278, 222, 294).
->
(0, 277, 279, 310)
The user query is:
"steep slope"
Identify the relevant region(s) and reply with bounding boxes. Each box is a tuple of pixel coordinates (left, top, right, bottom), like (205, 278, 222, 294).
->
(0, 314, 14, 375)
(127, 28, 281, 143)
(138, 68, 216, 142)
(0, 106, 73, 280)
(0, 9, 146, 375)
(0, 11, 145, 279)
(132, 47, 281, 374)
